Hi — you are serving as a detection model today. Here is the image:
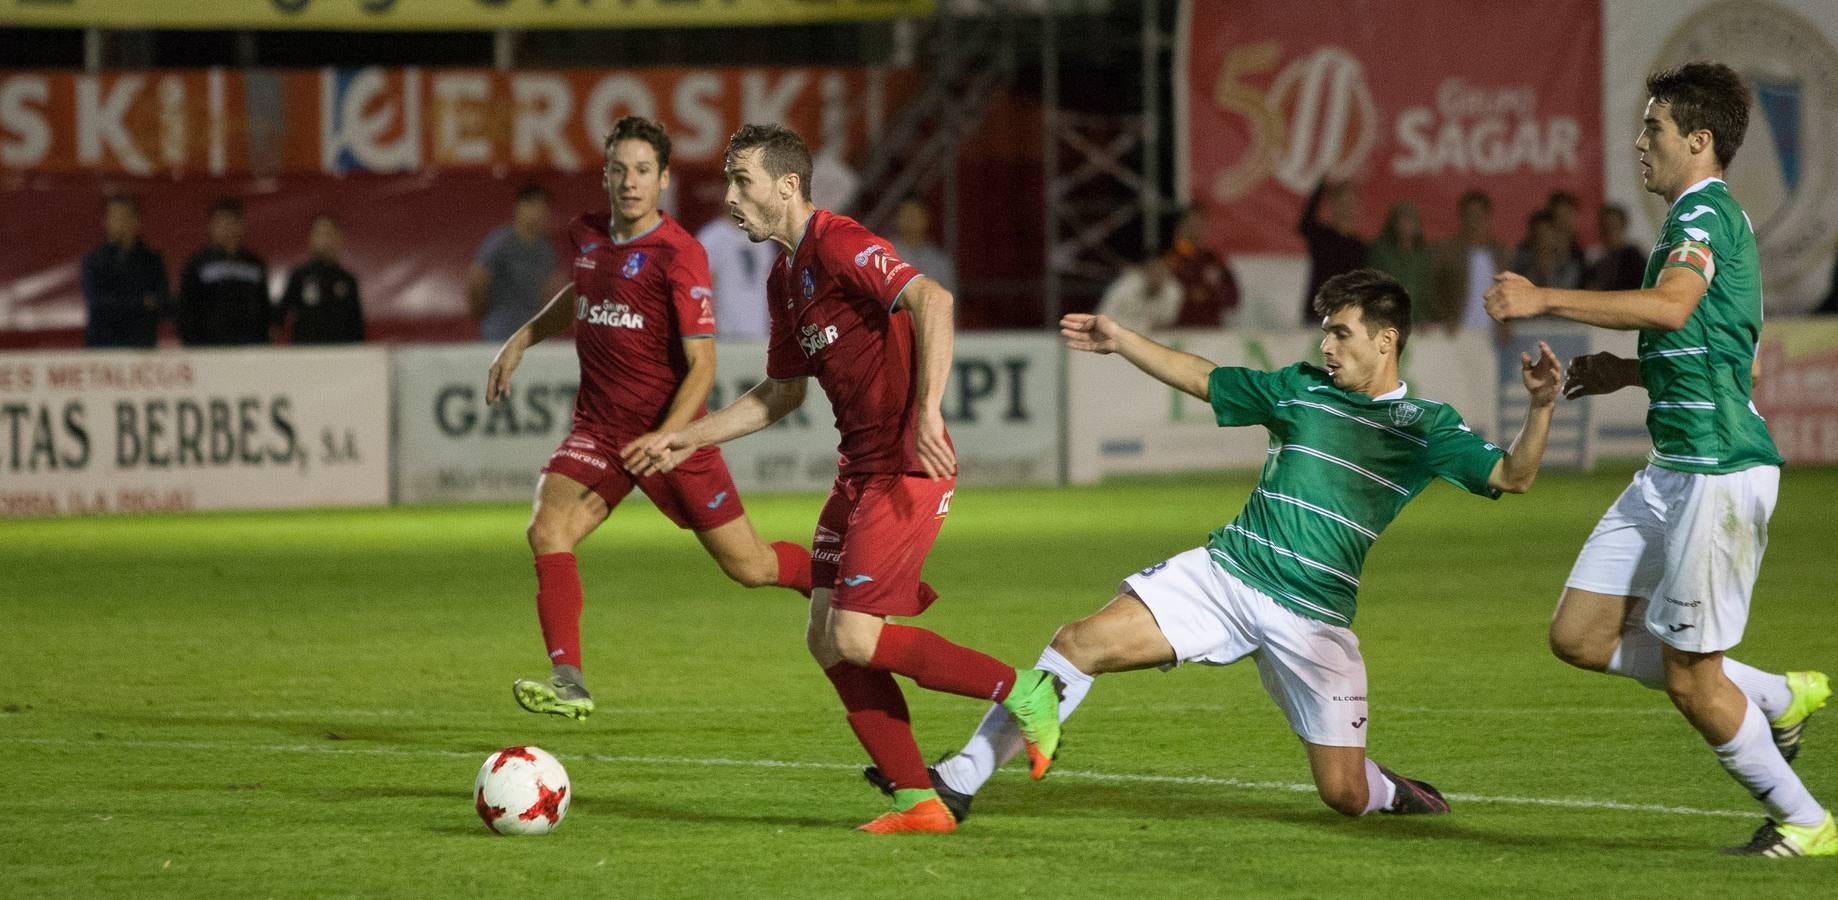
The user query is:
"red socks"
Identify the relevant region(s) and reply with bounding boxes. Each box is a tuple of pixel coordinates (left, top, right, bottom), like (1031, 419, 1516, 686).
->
(533, 552, 584, 670)
(771, 541, 813, 596)
(870, 624, 1018, 702)
(825, 662, 930, 790)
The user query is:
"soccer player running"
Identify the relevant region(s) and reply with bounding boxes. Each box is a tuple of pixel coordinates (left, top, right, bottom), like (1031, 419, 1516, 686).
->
(487, 116, 814, 722)
(890, 269, 1560, 823)
(1485, 62, 1834, 857)
(625, 124, 1062, 834)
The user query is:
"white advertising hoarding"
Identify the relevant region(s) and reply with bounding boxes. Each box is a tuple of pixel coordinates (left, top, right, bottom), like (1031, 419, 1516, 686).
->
(393, 333, 1063, 504)
(0, 347, 390, 516)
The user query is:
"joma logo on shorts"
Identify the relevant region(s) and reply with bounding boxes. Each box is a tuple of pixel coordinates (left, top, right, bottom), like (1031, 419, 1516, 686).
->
(1663, 595, 1702, 608)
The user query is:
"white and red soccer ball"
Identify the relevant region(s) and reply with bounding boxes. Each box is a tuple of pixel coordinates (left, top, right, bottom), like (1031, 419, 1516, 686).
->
(475, 746, 571, 835)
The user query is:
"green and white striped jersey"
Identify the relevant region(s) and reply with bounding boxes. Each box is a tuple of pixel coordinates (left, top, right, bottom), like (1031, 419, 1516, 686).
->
(1203, 363, 1504, 627)
(1638, 177, 1781, 473)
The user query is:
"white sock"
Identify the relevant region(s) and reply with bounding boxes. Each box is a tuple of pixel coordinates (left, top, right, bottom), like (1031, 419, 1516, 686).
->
(1711, 701, 1825, 827)
(1603, 627, 1666, 690)
(935, 646, 1095, 795)
(1604, 629, 1788, 719)
(1362, 758, 1397, 815)
(1722, 660, 1791, 722)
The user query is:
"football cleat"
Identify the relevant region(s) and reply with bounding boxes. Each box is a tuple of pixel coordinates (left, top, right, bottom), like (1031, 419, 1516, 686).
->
(512, 676, 595, 721)
(1771, 671, 1830, 764)
(1376, 764, 1450, 815)
(856, 797, 958, 835)
(1723, 812, 1838, 857)
(863, 756, 973, 823)
(1002, 669, 1065, 780)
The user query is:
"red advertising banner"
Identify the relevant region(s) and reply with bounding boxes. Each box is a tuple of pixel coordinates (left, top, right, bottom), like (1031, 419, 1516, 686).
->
(0, 66, 908, 176)
(1755, 321, 1838, 464)
(1178, 0, 1604, 253)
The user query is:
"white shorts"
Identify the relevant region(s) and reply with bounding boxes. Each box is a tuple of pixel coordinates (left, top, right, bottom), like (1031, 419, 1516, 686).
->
(1565, 464, 1778, 653)
(1123, 547, 1369, 748)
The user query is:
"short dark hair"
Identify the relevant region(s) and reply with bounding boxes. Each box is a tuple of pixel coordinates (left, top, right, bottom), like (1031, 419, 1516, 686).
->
(1598, 203, 1628, 227)
(1546, 190, 1578, 211)
(1646, 61, 1750, 170)
(605, 115, 672, 169)
(210, 196, 243, 218)
(1312, 268, 1413, 354)
(515, 183, 549, 203)
(725, 124, 813, 201)
(1527, 209, 1554, 231)
(1457, 189, 1491, 212)
(105, 192, 140, 214)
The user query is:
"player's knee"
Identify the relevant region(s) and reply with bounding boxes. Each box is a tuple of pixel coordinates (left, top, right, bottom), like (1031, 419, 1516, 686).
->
(1547, 626, 1610, 671)
(1048, 622, 1100, 671)
(526, 519, 573, 555)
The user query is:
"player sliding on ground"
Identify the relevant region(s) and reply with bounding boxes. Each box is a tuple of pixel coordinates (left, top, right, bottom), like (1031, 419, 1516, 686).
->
(1486, 62, 1833, 857)
(871, 269, 1560, 823)
(626, 124, 1061, 835)
(486, 117, 815, 722)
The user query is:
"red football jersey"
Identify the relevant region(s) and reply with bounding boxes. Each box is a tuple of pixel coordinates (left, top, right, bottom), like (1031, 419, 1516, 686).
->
(567, 212, 716, 436)
(765, 210, 942, 476)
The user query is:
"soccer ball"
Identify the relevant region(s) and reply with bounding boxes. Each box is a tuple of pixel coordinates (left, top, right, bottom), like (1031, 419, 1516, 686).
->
(474, 746, 571, 835)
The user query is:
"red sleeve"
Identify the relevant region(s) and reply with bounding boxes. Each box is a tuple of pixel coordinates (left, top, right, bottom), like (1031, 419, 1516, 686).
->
(667, 241, 717, 339)
(765, 265, 810, 379)
(565, 214, 592, 251)
(814, 219, 923, 313)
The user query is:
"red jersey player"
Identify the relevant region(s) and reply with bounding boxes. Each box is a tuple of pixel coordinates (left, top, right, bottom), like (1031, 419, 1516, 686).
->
(485, 116, 813, 721)
(625, 124, 1061, 834)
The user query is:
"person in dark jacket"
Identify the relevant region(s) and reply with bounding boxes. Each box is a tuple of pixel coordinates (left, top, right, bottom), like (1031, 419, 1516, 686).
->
(278, 213, 365, 344)
(81, 193, 169, 348)
(1297, 179, 1367, 324)
(178, 196, 272, 346)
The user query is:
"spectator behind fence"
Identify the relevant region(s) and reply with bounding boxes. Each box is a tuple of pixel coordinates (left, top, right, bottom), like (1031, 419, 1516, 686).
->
(1511, 209, 1582, 290)
(1297, 179, 1367, 325)
(178, 196, 271, 346)
(1583, 203, 1646, 291)
(1165, 205, 1239, 328)
(695, 208, 777, 342)
(1366, 200, 1431, 311)
(1096, 250, 1181, 334)
(278, 213, 365, 344)
(1544, 189, 1587, 272)
(470, 183, 558, 343)
(891, 196, 956, 296)
(1427, 189, 1508, 338)
(81, 192, 169, 349)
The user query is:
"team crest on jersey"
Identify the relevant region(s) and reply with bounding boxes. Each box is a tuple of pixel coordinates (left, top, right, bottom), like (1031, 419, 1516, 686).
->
(1389, 402, 1423, 426)
(622, 252, 647, 278)
(801, 267, 815, 299)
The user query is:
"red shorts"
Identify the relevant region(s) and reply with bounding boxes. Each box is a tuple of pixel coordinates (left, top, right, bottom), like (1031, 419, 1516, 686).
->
(541, 428, 745, 531)
(814, 473, 956, 617)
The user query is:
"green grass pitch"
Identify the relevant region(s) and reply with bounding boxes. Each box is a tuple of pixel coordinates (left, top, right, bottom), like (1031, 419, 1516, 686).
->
(4, 468, 1838, 897)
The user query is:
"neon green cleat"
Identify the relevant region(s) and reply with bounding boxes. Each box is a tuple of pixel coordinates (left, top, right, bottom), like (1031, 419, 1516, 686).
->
(1001, 669, 1064, 780)
(1772, 671, 1830, 764)
(1724, 811, 1838, 857)
(512, 676, 595, 721)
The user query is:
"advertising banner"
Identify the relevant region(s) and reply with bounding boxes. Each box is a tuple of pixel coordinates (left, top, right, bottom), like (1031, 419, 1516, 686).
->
(1601, 0, 1838, 312)
(1755, 319, 1838, 464)
(0, 66, 903, 177)
(0, 346, 390, 516)
(1, 0, 932, 30)
(394, 333, 1062, 504)
(1177, 0, 1604, 254)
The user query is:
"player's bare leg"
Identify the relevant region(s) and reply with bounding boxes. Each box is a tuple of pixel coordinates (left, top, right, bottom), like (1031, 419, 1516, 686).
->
(513, 472, 610, 721)
(1552, 587, 1827, 761)
(694, 515, 812, 594)
(923, 593, 1170, 807)
(1304, 743, 1446, 817)
(1663, 647, 1837, 856)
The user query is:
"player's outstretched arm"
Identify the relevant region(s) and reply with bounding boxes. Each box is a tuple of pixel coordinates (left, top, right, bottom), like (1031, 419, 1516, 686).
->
(1562, 351, 1643, 400)
(1488, 341, 1561, 494)
(1061, 313, 1215, 401)
(487, 283, 576, 404)
(896, 276, 958, 480)
(1484, 267, 1705, 332)
(622, 376, 807, 476)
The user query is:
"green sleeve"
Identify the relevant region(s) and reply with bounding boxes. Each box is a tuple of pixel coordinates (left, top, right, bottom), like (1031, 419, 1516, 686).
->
(1209, 365, 1290, 427)
(1423, 407, 1504, 498)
